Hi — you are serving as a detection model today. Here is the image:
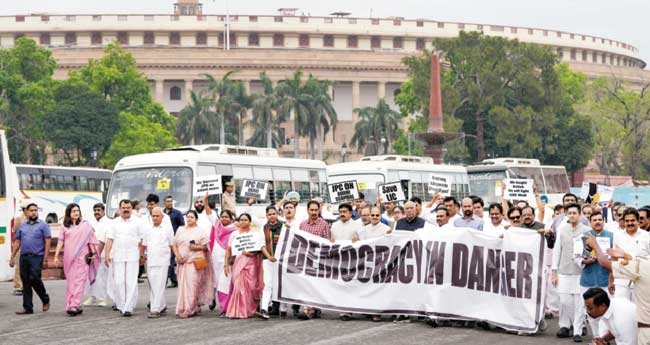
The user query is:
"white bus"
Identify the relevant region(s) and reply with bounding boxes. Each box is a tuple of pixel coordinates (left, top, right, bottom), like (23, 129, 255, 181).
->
(0, 130, 17, 280)
(467, 158, 571, 206)
(327, 155, 471, 203)
(105, 144, 328, 220)
(15, 164, 112, 224)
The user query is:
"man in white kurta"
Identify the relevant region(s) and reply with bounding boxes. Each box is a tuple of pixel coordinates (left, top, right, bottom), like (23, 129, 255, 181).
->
(85, 203, 112, 307)
(104, 200, 145, 316)
(142, 207, 174, 318)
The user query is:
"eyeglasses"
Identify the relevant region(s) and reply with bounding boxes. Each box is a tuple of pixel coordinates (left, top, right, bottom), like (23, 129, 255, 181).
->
(370, 214, 381, 217)
(510, 216, 521, 220)
(641, 217, 647, 221)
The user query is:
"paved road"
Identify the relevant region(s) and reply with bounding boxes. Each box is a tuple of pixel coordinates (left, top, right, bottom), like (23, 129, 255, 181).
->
(1, 280, 579, 345)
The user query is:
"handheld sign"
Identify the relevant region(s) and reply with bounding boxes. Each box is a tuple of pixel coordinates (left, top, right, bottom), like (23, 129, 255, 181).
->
(503, 178, 534, 201)
(240, 179, 269, 200)
(193, 175, 223, 196)
(328, 180, 360, 204)
(428, 174, 452, 196)
(230, 231, 265, 256)
(378, 182, 406, 203)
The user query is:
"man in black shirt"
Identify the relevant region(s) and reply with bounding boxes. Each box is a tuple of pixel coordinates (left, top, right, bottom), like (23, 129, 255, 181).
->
(395, 201, 425, 231)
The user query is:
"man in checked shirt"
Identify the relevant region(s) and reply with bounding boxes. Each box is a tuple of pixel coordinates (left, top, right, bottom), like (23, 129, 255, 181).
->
(297, 200, 331, 320)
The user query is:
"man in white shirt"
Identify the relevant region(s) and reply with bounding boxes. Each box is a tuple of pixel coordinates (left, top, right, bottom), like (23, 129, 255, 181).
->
(582, 287, 637, 345)
(612, 207, 650, 301)
(483, 203, 508, 237)
(443, 197, 461, 223)
(104, 199, 145, 317)
(142, 207, 174, 318)
(358, 206, 391, 240)
(84, 203, 112, 307)
(331, 204, 361, 243)
(193, 194, 217, 236)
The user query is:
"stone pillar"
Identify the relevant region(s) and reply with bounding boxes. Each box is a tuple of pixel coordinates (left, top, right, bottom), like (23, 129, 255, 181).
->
(352, 81, 360, 122)
(184, 80, 193, 101)
(154, 79, 165, 103)
(377, 81, 386, 100)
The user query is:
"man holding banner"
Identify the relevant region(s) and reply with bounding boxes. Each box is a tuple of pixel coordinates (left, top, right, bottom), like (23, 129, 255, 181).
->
(297, 200, 331, 320)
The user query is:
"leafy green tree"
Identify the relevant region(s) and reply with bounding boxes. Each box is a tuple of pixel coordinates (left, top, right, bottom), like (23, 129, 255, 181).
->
(175, 90, 218, 145)
(400, 33, 593, 172)
(204, 70, 239, 145)
(42, 81, 119, 166)
(276, 70, 312, 157)
(102, 112, 177, 167)
(0, 38, 56, 163)
(248, 72, 286, 148)
(69, 42, 176, 166)
(350, 99, 402, 155)
(303, 77, 337, 160)
(582, 77, 650, 179)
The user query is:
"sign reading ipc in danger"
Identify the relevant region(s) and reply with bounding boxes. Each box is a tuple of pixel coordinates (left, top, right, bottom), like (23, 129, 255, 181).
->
(240, 179, 269, 200)
(328, 181, 360, 204)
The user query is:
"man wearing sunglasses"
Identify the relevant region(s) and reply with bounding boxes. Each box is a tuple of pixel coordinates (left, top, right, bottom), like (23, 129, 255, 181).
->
(638, 207, 650, 232)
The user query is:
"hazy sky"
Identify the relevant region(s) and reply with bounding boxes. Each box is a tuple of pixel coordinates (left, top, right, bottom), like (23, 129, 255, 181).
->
(3, 0, 648, 65)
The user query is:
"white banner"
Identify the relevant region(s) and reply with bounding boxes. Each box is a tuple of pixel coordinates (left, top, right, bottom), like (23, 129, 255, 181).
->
(378, 182, 406, 203)
(240, 179, 269, 200)
(273, 227, 548, 332)
(194, 174, 222, 196)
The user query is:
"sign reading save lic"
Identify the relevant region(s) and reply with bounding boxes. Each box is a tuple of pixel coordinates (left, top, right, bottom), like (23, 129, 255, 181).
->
(194, 175, 222, 196)
(328, 180, 360, 204)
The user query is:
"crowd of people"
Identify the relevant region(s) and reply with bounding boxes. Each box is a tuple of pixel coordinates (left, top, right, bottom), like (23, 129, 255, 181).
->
(8, 186, 650, 344)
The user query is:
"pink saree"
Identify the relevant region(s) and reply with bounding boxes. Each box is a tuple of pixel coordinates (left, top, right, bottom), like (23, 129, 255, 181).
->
(174, 226, 215, 317)
(59, 220, 99, 311)
(209, 220, 237, 313)
(226, 253, 263, 318)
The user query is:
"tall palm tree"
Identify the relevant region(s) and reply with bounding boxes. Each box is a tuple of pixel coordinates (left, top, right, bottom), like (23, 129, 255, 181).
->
(175, 90, 217, 145)
(303, 77, 337, 160)
(350, 98, 402, 155)
(204, 70, 238, 145)
(228, 81, 252, 145)
(276, 70, 312, 158)
(248, 72, 286, 148)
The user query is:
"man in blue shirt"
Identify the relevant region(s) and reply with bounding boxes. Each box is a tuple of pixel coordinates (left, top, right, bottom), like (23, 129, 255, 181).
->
(9, 203, 51, 314)
(453, 198, 484, 231)
(163, 195, 185, 288)
(578, 210, 614, 337)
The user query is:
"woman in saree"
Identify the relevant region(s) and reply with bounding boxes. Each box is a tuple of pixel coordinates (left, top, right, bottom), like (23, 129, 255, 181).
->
(172, 210, 215, 318)
(224, 213, 273, 319)
(208, 209, 237, 316)
(53, 203, 99, 316)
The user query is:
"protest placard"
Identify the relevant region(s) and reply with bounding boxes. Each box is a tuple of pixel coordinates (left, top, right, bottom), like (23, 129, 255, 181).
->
(193, 175, 222, 196)
(328, 181, 360, 204)
(503, 179, 534, 201)
(230, 231, 265, 256)
(378, 182, 406, 203)
(240, 179, 269, 200)
(428, 174, 452, 196)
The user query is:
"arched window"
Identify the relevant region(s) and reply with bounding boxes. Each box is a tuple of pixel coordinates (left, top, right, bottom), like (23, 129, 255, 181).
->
(170, 86, 182, 100)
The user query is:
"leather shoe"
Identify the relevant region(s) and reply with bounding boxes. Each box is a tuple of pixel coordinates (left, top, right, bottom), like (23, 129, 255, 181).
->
(15, 309, 34, 315)
(556, 327, 571, 338)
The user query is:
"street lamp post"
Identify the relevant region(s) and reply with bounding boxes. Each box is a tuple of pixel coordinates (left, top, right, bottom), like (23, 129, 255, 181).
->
(90, 147, 98, 167)
(341, 143, 347, 162)
(380, 137, 387, 155)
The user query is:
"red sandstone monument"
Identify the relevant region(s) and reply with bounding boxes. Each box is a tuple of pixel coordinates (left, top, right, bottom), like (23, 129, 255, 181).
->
(416, 52, 457, 164)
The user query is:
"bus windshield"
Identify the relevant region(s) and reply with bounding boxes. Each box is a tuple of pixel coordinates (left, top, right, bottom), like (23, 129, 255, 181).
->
(468, 170, 507, 206)
(541, 167, 570, 194)
(107, 167, 193, 217)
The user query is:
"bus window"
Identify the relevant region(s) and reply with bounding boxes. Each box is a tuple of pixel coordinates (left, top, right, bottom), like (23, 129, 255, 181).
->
(78, 176, 89, 191)
(253, 167, 273, 181)
(468, 170, 507, 206)
(273, 181, 291, 202)
(198, 164, 217, 176)
(293, 181, 311, 201)
(214, 164, 233, 176)
(19, 173, 32, 190)
(290, 169, 309, 182)
(542, 167, 570, 193)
